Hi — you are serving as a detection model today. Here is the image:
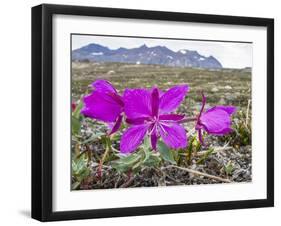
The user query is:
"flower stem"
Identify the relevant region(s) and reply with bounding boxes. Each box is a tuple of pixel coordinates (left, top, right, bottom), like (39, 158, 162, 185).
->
(179, 117, 197, 123)
(98, 136, 111, 179)
(162, 165, 231, 183)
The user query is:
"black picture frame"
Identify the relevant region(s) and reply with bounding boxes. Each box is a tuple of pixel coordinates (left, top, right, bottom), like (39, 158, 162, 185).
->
(31, 3, 274, 222)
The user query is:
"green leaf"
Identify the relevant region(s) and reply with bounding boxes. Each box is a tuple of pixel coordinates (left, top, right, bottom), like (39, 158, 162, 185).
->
(120, 153, 142, 166)
(192, 137, 201, 152)
(72, 153, 90, 182)
(143, 154, 161, 167)
(157, 141, 176, 164)
(111, 164, 128, 173)
(72, 116, 81, 135)
(132, 160, 143, 172)
(112, 153, 142, 173)
(113, 137, 162, 173)
(80, 134, 101, 144)
(224, 160, 234, 175)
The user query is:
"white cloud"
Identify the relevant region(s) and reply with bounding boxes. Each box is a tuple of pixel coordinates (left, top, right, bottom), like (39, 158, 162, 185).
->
(72, 35, 252, 69)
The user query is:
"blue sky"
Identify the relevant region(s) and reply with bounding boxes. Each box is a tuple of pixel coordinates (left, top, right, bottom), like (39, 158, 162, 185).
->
(72, 34, 252, 69)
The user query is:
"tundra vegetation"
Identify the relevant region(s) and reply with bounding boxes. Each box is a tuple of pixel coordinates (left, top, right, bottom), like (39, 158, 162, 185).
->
(71, 62, 251, 190)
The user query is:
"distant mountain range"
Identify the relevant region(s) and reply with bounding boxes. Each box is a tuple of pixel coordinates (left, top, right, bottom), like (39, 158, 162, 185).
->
(72, 43, 223, 69)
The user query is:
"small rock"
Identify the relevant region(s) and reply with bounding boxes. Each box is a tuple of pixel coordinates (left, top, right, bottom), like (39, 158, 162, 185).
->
(107, 70, 115, 75)
(225, 85, 232, 90)
(211, 87, 219, 92)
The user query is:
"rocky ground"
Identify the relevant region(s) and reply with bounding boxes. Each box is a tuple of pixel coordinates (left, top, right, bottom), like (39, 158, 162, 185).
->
(79, 145, 251, 189)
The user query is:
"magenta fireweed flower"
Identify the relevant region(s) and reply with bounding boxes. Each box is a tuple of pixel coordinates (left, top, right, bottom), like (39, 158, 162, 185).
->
(81, 80, 124, 135)
(196, 93, 236, 145)
(120, 85, 189, 153)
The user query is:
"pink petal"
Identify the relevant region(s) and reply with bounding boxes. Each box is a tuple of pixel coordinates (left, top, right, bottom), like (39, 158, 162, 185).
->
(200, 108, 232, 135)
(159, 114, 185, 121)
(151, 88, 160, 117)
(120, 124, 148, 153)
(109, 115, 123, 135)
(92, 80, 117, 93)
(81, 91, 122, 122)
(126, 117, 150, 125)
(210, 127, 233, 135)
(123, 88, 152, 118)
(159, 122, 187, 149)
(159, 85, 189, 113)
(206, 106, 236, 115)
(107, 92, 124, 107)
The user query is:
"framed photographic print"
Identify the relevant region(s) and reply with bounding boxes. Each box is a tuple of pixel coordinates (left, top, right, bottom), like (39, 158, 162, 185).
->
(31, 4, 274, 221)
